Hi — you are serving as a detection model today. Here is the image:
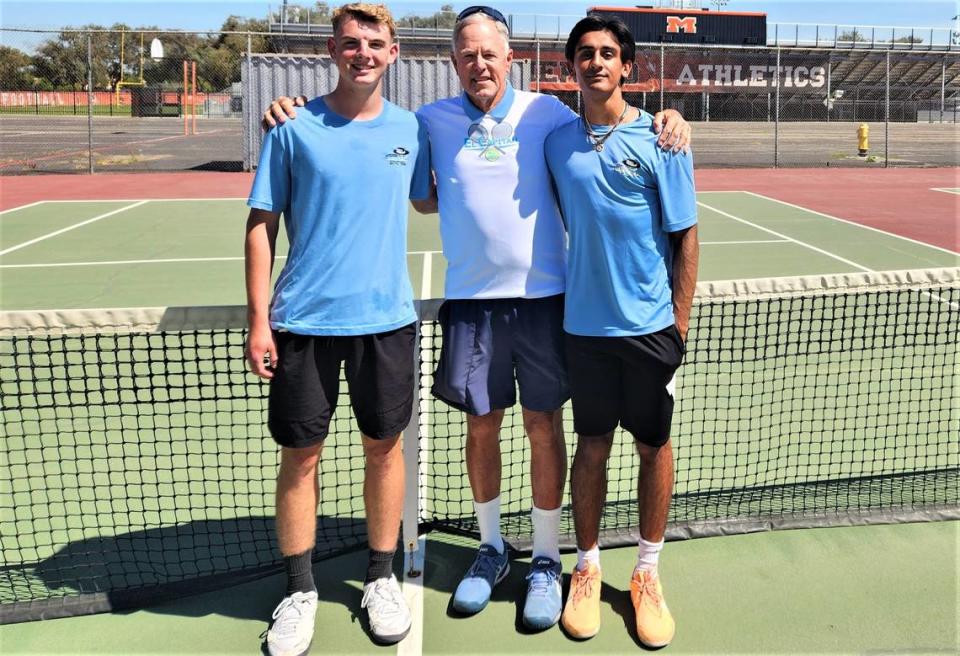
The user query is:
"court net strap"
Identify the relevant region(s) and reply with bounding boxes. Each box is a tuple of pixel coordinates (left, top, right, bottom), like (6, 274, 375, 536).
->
(2, 267, 956, 334)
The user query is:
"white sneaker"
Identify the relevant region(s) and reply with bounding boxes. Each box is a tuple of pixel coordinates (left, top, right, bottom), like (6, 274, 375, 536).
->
(361, 574, 411, 644)
(266, 590, 318, 656)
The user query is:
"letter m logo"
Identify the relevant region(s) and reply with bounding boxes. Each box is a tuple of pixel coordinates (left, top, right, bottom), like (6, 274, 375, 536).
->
(666, 16, 697, 33)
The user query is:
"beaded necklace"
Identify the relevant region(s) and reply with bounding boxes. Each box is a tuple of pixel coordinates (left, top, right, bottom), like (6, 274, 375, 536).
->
(581, 100, 629, 152)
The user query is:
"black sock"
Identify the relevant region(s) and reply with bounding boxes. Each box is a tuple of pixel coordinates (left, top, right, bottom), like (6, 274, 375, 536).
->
(365, 548, 396, 584)
(284, 548, 316, 595)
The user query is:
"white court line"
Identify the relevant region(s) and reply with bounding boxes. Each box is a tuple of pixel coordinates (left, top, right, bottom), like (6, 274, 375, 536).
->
(698, 200, 959, 310)
(740, 191, 959, 256)
(0, 201, 48, 216)
(701, 239, 789, 245)
(930, 187, 960, 195)
(0, 201, 148, 257)
(697, 201, 874, 272)
(420, 252, 433, 298)
(0, 251, 441, 269)
(399, 536, 426, 656)
(0, 256, 276, 269)
(5, 197, 248, 203)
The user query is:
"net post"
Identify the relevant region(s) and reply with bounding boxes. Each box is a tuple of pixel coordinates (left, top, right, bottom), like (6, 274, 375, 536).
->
(401, 312, 423, 578)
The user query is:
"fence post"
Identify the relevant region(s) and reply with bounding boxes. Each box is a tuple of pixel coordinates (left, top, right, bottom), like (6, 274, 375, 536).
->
(87, 34, 94, 174)
(659, 45, 665, 112)
(826, 58, 832, 122)
(774, 46, 780, 168)
(941, 59, 946, 123)
(536, 40, 541, 93)
(884, 51, 890, 167)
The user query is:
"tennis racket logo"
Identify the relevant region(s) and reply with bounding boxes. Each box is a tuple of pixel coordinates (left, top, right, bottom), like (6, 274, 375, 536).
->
(465, 119, 517, 162)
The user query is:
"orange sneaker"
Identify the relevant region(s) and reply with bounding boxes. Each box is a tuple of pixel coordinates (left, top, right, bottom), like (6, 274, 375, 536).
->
(630, 569, 675, 648)
(561, 563, 601, 639)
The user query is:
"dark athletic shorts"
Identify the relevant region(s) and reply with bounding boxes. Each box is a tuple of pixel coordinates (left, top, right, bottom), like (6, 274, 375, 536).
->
(565, 325, 685, 446)
(431, 294, 569, 417)
(267, 323, 416, 449)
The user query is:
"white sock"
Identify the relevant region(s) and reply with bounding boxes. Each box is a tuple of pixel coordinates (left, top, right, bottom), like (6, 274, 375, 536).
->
(475, 496, 504, 554)
(636, 536, 664, 572)
(576, 545, 600, 572)
(530, 506, 561, 562)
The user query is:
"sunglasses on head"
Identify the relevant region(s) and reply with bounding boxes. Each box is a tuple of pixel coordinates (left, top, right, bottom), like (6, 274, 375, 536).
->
(456, 5, 508, 28)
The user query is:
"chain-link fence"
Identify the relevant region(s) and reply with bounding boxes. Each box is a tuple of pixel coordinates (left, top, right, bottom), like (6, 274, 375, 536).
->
(1, 27, 958, 173)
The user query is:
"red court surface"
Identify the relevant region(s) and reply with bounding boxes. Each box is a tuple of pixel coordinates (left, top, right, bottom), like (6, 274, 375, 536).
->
(2, 167, 957, 251)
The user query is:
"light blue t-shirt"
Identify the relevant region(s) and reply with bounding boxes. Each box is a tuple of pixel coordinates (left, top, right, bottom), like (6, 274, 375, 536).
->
(545, 111, 698, 337)
(416, 86, 576, 299)
(247, 97, 431, 336)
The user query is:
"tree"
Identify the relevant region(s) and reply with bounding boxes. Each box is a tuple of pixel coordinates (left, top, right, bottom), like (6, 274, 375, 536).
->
(0, 45, 35, 89)
(837, 29, 868, 43)
(893, 35, 924, 44)
(272, 2, 331, 25)
(31, 25, 126, 90)
(398, 4, 457, 30)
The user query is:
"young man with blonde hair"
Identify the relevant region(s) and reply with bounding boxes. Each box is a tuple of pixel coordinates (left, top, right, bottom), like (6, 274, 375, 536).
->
(245, 4, 431, 654)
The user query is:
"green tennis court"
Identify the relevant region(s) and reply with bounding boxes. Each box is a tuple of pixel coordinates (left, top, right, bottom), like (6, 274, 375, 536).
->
(0, 191, 956, 310)
(1, 191, 957, 653)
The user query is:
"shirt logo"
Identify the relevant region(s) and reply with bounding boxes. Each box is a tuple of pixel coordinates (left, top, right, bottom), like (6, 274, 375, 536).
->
(386, 146, 411, 166)
(613, 158, 643, 179)
(463, 119, 518, 162)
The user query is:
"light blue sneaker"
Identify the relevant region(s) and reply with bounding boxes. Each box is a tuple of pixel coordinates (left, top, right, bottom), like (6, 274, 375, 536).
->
(522, 556, 563, 630)
(452, 543, 510, 614)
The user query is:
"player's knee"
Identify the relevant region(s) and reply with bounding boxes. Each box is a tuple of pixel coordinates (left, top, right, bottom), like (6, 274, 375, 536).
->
(636, 438, 672, 464)
(466, 411, 504, 441)
(523, 409, 562, 443)
(362, 434, 401, 463)
(280, 444, 322, 477)
(575, 434, 614, 464)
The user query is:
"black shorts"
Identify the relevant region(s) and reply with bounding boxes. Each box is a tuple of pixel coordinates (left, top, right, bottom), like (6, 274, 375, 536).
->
(565, 325, 685, 446)
(267, 323, 416, 449)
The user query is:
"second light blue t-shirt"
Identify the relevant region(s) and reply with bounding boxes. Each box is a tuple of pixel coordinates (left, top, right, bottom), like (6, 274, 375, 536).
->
(545, 110, 698, 337)
(247, 97, 431, 336)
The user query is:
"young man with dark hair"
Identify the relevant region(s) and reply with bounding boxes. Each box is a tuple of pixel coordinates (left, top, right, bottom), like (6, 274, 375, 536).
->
(545, 14, 699, 647)
(244, 4, 431, 654)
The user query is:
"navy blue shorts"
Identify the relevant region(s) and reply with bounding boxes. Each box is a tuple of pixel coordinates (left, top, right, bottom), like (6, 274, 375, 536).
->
(431, 294, 569, 417)
(565, 325, 685, 446)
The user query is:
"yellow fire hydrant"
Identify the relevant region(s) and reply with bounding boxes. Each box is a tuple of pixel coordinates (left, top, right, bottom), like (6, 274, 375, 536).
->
(857, 123, 869, 156)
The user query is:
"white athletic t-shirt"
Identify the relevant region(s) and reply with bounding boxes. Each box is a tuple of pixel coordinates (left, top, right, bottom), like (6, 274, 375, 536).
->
(417, 86, 576, 299)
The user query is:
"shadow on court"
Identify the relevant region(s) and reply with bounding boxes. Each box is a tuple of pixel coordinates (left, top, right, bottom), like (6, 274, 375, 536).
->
(3, 515, 371, 623)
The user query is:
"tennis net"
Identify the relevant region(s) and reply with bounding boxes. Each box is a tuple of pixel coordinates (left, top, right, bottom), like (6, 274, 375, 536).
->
(1, 267, 957, 623)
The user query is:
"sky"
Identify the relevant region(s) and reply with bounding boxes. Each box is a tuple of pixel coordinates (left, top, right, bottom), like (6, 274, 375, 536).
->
(2, 0, 958, 52)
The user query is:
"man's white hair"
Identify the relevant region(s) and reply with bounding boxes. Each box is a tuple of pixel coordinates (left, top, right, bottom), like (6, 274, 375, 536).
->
(451, 12, 511, 52)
